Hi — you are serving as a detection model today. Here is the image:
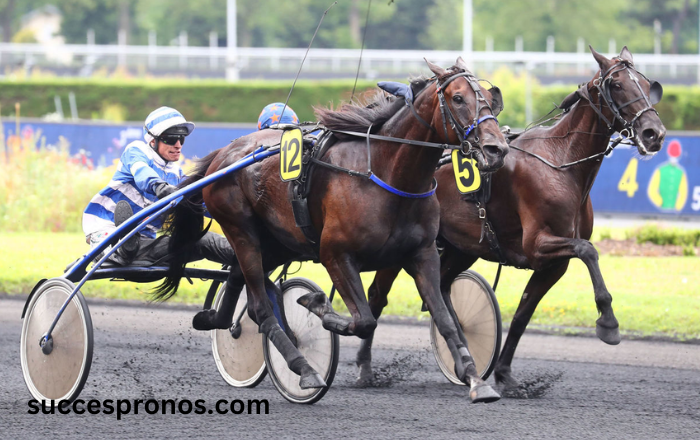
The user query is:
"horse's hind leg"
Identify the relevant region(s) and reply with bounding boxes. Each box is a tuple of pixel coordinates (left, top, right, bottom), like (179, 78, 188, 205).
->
(232, 235, 326, 389)
(192, 263, 245, 330)
(494, 261, 568, 390)
(356, 266, 401, 384)
(405, 245, 499, 403)
(439, 246, 479, 350)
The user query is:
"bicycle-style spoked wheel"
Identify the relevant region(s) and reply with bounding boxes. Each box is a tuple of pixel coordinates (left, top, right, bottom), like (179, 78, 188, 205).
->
(211, 284, 267, 387)
(20, 277, 94, 402)
(430, 270, 502, 384)
(263, 278, 339, 404)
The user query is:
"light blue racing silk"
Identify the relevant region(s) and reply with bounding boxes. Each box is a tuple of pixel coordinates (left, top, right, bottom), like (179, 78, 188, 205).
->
(82, 141, 183, 239)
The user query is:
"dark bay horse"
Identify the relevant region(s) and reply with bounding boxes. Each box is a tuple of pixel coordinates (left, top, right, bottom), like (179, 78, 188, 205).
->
(158, 58, 509, 402)
(360, 47, 666, 390)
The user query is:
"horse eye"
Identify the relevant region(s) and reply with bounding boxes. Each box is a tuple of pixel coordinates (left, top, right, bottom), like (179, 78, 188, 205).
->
(612, 83, 622, 89)
(452, 95, 464, 104)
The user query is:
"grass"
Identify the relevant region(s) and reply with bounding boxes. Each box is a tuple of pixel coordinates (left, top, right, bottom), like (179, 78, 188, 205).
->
(1, 232, 699, 340)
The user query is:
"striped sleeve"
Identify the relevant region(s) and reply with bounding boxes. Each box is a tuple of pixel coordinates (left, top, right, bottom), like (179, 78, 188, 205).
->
(122, 147, 163, 196)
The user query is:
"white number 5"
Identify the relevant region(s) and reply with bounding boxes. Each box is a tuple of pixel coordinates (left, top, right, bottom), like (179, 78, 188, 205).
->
(692, 186, 700, 211)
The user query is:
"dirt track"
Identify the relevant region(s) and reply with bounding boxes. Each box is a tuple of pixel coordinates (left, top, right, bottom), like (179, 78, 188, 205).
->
(2, 296, 700, 439)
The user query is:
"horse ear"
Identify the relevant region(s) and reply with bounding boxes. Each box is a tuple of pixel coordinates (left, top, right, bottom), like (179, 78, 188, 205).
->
(425, 58, 446, 77)
(559, 89, 581, 109)
(589, 45, 610, 69)
(619, 46, 633, 64)
(453, 57, 473, 75)
(649, 81, 663, 105)
(488, 86, 504, 116)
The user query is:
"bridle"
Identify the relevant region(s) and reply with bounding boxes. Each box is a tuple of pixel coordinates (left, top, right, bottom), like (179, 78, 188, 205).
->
(582, 58, 663, 145)
(508, 59, 663, 170)
(404, 70, 502, 159)
(435, 71, 500, 157)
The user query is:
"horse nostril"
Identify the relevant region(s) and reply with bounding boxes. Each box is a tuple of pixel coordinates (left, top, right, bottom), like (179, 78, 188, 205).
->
(642, 128, 658, 142)
(483, 144, 503, 158)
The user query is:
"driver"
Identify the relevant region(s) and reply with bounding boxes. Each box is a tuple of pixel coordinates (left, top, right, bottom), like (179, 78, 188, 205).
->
(81, 106, 235, 267)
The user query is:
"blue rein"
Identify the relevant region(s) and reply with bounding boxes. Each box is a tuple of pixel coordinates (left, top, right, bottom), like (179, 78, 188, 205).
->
(369, 173, 438, 198)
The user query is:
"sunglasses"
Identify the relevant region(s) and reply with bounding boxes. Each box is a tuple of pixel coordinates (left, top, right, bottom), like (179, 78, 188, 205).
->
(159, 134, 185, 146)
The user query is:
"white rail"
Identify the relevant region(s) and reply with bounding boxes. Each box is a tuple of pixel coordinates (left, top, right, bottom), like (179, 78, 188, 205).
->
(1, 43, 698, 82)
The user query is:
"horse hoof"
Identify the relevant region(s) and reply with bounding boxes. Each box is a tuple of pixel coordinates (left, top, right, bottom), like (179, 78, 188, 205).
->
(596, 321, 621, 345)
(322, 313, 353, 336)
(299, 371, 327, 389)
(297, 291, 331, 316)
(192, 309, 220, 331)
(495, 371, 520, 392)
(356, 364, 373, 386)
(469, 383, 501, 404)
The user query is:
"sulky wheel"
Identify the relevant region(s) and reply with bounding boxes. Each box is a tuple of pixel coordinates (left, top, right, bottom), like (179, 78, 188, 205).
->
(430, 270, 502, 384)
(211, 284, 267, 388)
(263, 277, 339, 404)
(20, 277, 94, 403)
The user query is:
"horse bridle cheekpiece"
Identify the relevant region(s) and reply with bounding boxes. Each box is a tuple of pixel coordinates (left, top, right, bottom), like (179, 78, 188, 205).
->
(435, 71, 502, 155)
(591, 58, 663, 140)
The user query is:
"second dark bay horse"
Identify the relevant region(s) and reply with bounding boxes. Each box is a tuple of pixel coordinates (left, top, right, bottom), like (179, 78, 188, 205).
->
(157, 57, 509, 402)
(361, 46, 666, 392)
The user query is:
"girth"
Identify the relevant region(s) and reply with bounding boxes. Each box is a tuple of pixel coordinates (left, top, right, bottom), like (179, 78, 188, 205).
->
(287, 129, 335, 258)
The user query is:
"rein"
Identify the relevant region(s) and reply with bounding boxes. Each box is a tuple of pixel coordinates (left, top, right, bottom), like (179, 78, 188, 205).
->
(509, 136, 632, 170)
(313, 70, 499, 198)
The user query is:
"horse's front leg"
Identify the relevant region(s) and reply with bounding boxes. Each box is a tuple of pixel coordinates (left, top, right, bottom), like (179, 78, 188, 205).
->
(298, 251, 377, 339)
(356, 266, 402, 384)
(404, 245, 500, 403)
(527, 233, 620, 345)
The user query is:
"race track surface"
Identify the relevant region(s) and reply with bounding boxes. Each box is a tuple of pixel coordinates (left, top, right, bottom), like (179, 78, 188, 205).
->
(1, 297, 699, 439)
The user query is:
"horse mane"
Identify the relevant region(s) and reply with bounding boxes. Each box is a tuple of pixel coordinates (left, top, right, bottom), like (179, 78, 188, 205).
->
(314, 76, 433, 133)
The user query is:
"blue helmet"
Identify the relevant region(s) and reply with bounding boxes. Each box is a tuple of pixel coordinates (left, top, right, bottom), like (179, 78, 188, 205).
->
(257, 103, 299, 130)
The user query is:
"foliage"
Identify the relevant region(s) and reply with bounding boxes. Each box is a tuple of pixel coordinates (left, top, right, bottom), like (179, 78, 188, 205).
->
(4, 0, 700, 55)
(631, 224, 700, 247)
(0, 130, 115, 232)
(0, 77, 377, 124)
(4, 77, 700, 129)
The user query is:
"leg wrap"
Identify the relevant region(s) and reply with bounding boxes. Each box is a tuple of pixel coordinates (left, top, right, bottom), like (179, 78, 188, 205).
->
(259, 316, 305, 374)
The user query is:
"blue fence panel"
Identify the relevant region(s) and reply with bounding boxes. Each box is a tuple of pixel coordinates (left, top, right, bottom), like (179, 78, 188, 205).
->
(590, 135, 700, 217)
(2, 119, 256, 168)
(3, 120, 700, 218)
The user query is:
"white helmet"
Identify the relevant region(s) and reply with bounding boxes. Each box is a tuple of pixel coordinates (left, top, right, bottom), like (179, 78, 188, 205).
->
(143, 106, 195, 144)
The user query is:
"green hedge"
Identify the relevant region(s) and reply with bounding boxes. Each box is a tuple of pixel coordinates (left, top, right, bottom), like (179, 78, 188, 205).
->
(1, 77, 698, 130)
(0, 78, 378, 125)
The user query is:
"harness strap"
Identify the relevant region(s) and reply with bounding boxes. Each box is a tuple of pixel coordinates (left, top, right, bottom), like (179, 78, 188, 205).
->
(369, 174, 437, 198)
(408, 100, 438, 135)
(332, 129, 460, 150)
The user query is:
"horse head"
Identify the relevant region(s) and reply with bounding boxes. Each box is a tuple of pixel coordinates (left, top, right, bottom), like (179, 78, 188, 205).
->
(588, 46, 666, 155)
(425, 57, 509, 172)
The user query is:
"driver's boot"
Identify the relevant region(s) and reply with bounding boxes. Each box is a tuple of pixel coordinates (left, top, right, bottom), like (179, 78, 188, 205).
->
(113, 200, 140, 264)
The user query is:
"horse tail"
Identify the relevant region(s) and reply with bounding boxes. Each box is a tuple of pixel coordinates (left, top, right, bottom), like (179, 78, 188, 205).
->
(152, 150, 220, 301)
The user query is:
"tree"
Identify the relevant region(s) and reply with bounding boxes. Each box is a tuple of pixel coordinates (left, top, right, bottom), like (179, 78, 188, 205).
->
(628, 0, 698, 54)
